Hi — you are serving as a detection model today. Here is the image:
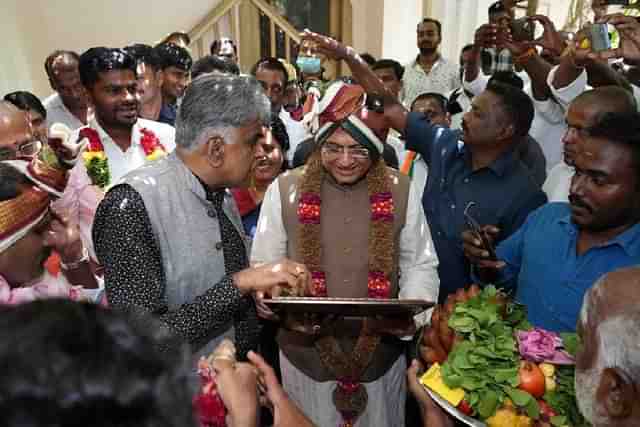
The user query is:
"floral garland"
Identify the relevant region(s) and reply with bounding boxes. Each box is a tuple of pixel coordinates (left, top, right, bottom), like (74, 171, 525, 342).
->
(297, 149, 395, 427)
(80, 127, 167, 189)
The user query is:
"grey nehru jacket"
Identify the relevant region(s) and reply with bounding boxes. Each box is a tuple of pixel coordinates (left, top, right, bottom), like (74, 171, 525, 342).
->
(123, 152, 253, 358)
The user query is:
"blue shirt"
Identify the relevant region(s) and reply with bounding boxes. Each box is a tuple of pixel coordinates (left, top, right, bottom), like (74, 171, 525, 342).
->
(241, 205, 261, 239)
(405, 112, 547, 301)
(495, 202, 640, 332)
(158, 103, 177, 127)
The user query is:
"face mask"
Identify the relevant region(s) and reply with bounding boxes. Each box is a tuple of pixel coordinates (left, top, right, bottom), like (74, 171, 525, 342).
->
(296, 56, 321, 74)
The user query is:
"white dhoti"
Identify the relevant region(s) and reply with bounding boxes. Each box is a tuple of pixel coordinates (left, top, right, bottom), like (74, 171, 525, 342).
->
(280, 351, 407, 427)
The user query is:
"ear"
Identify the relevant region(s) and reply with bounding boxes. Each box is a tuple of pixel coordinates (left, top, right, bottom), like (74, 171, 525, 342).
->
(444, 112, 452, 127)
(84, 87, 96, 108)
(497, 122, 515, 141)
(156, 70, 165, 88)
(598, 367, 635, 420)
(206, 136, 226, 168)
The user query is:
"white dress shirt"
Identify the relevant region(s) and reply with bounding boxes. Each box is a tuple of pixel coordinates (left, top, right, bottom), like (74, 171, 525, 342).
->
(546, 65, 589, 110)
(73, 118, 176, 184)
(251, 175, 440, 327)
(543, 162, 573, 203)
(448, 87, 473, 131)
(56, 118, 175, 262)
(402, 55, 460, 108)
(43, 93, 87, 131)
(279, 109, 310, 167)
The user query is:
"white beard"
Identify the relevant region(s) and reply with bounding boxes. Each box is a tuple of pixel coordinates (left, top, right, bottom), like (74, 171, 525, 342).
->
(575, 366, 603, 425)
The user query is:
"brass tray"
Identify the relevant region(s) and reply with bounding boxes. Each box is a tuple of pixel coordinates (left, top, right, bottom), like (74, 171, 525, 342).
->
(263, 297, 434, 317)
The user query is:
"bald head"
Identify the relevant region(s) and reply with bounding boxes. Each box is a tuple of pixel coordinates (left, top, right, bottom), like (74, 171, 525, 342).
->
(44, 50, 87, 110)
(45, 50, 80, 79)
(0, 102, 33, 158)
(576, 267, 640, 426)
(573, 86, 637, 120)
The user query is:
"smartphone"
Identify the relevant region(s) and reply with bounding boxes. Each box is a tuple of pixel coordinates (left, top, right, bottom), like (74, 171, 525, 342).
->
(463, 202, 497, 261)
(603, 0, 630, 5)
(588, 23, 612, 52)
(510, 18, 535, 42)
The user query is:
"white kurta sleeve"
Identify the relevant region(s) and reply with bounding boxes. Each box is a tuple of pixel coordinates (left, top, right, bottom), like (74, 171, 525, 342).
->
(462, 71, 490, 97)
(547, 65, 588, 110)
(533, 97, 565, 125)
(632, 84, 640, 110)
(397, 178, 440, 328)
(250, 178, 288, 266)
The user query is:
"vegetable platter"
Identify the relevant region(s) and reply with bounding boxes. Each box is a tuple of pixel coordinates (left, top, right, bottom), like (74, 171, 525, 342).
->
(419, 285, 589, 427)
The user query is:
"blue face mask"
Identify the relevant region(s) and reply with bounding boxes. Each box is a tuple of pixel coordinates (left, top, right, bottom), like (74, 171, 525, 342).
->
(296, 56, 321, 74)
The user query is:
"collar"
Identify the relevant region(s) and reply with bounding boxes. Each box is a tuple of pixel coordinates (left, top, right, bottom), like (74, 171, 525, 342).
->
(412, 52, 445, 74)
(558, 212, 640, 256)
(167, 152, 206, 201)
(169, 152, 230, 204)
(89, 118, 140, 149)
(457, 141, 518, 178)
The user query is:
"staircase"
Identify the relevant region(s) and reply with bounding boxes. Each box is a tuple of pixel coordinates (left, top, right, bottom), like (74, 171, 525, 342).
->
(188, 0, 302, 71)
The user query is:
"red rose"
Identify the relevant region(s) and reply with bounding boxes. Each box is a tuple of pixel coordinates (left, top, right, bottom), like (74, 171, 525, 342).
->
(193, 391, 227, 427)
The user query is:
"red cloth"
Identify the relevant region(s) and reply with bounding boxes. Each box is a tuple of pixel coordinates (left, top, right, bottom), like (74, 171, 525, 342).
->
(231, 189, 258, 218)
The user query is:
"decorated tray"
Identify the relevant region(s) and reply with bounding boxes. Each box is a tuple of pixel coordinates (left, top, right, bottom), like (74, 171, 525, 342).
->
(263, 297, 434, 317)
(418, 285, 587, 427)
(424, 386, 486, 427)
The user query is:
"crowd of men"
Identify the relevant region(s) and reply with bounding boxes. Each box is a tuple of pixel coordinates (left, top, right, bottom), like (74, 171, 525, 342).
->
(1, 0, 640, 426)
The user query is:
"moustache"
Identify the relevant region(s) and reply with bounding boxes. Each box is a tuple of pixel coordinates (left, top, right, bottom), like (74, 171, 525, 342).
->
(569, 194, 593, 213)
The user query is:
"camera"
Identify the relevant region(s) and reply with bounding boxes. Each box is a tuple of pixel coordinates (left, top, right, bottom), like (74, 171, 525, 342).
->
(603, 0, 631, 5)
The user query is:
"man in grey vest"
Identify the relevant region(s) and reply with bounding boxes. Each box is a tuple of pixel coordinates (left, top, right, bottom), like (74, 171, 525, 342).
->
(93, 74, 310, 361)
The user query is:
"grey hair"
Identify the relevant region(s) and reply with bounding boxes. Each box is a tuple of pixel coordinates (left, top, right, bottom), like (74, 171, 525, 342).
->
(175, 74, 271, 150)
(581, 275, 640, 382)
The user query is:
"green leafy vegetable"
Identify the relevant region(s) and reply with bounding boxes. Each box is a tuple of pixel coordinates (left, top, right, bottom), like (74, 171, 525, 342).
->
(561, 332, 580, 357)
(544, 365, 590, 426)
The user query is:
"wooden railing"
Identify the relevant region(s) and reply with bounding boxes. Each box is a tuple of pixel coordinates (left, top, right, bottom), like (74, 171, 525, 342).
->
(188, 0, 302, 69)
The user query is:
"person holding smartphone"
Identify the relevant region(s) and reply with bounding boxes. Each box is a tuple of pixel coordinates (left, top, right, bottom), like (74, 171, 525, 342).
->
(463, 111, 640, 333)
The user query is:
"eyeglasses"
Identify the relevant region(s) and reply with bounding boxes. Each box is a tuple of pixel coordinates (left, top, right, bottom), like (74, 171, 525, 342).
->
(0, 140, 42, 161)
(321, 142, 370, 160)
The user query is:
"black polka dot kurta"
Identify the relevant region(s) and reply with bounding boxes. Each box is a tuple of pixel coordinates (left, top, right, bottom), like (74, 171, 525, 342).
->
(93, 184, 258, 358)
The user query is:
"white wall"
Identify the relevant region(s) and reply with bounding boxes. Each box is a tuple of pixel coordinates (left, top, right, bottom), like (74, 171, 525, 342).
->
(381, 0, 422, 65)
(351, 0, 385, 58)
(0, 0, 36, 96)
(2, 0, 221, 99)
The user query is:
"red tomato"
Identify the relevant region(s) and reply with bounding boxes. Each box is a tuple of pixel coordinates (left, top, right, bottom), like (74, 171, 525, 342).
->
(457, 400, 473, 416)
(518, 362, 546, 398)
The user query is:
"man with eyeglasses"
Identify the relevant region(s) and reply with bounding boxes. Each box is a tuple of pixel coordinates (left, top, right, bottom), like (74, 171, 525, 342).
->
(0, 101, 41, 161)
(251, 81, 439, 427)
(251, 57, 308, 167)
(302, 31, 550, 305)
(0, 162, 98, 304)
(543, 86, 636, 203)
